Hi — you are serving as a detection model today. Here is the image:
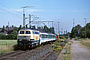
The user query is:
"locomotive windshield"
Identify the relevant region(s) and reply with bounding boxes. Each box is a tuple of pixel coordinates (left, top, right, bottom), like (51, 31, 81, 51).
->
(26, 31, 31, 34)
(20, 31, 24, 34)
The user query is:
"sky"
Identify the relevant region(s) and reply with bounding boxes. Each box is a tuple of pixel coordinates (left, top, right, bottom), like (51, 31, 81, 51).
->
(0, 0, 90, 34)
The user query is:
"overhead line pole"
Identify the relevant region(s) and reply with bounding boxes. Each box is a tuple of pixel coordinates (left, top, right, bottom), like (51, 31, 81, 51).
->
(58, 22, 60, 41)
(73, 19, 75, 28)
(58, 22, 60, 33)
(22, 6, 33, 28)
(84, 18, 87, 39)
(73, 18, 75, 38)
(29, 14, 31, 28)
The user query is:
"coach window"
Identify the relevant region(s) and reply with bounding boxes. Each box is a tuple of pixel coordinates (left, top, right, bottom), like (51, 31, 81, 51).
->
(41, 34, 43, 38)
(42, 34, 45, 38)
(26, 31, 31, 34)
(46, 35, 47, 38)
(20, 31, 24, 34)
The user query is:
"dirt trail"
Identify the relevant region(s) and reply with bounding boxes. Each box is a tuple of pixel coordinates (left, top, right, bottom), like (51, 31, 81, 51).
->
(71, 40, 90, 60)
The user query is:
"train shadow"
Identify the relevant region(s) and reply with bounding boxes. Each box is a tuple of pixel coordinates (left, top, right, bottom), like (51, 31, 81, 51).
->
(13, 44, 29, 51)
(13, 40, 56, 51)
(13, 44, 40, 51)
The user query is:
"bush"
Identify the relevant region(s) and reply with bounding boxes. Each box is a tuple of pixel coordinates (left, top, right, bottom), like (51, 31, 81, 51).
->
(56, 46, 62, 52)
(0, 34, 17, 39)
(52, 44, 62, 52)
(0, 34, 6, 39)
(74, 37, 81, 40)
(60, 36, 66, 40)
(65, 36, 68, 39)
(52, 40, 63, 52)
(55, 41, 59, 45)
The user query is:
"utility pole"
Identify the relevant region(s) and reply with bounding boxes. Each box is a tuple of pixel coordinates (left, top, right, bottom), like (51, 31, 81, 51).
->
(22, 7, 25, 28)
(52, 21, 53, 27)
(61, 28, 63, 35)
(56, 27, 57, 34)
(58, 22, 60, 33)
(52, 21, 53, 33)
(73, 19, 75, 28)
(8, 22, 9, 28)
(73, 18, 75, 38)
(8, 22, 9, 33)
(29, 14, 31, 28)
(58, 22, 60, 41)
(84, 18, 87, 39)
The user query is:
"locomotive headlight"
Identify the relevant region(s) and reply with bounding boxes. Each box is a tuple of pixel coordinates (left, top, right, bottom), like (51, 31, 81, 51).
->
(28, 39, 30, 41)
(19, 39, 22, 41)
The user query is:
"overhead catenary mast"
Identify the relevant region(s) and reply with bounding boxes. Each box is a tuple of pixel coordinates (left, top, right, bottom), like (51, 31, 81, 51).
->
(29, 14, 31, 28)
(22, 6, 33, 27)
(73, 18, 75, 37)
(84, 18, 87, 39)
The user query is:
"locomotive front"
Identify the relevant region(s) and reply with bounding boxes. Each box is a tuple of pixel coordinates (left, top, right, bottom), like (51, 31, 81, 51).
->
(17, 28, 40, 48)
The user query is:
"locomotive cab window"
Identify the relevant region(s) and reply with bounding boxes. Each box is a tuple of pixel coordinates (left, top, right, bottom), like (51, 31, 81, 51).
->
(20, 31, 24, 34)
(35, 32, 39, 34)
(33, 31, 39, 34)
(26, 31, 31, 34)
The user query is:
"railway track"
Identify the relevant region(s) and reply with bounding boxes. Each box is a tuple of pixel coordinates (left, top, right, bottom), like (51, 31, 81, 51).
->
(0, 43, 52, 60)
(41, 51, 54, 60)
(0, 41, 60, 60)
(0, 50, 25, 60)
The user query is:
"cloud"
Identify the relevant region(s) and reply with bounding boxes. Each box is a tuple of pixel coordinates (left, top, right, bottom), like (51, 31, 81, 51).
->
(27, 9, 43, 12)
(8, 9, 87, 13)
(8, 9, 43, 12)
(16, 9, 22, 12)
(46, 9, 87, 12)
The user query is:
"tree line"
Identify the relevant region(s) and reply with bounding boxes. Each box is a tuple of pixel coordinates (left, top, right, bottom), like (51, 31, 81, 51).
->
(70, 23, 90, 38)
(0, 25, 55, 40)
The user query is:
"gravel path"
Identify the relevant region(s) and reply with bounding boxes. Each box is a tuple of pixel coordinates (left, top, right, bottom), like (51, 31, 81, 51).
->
(71, 40, 90, 60)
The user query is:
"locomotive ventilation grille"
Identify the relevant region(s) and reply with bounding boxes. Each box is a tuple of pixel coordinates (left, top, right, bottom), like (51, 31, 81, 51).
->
(18, 36, 31, 39)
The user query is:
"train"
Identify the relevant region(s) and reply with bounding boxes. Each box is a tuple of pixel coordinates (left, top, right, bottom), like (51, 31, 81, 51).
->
(17, 28, 57, 48)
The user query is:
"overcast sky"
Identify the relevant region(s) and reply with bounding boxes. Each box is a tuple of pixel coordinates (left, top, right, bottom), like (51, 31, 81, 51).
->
(0, 0, 90, 34)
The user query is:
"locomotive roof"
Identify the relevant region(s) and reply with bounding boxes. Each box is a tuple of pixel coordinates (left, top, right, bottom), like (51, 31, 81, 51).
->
(20, 28, 39, 31)
(19, 28, 56, 35)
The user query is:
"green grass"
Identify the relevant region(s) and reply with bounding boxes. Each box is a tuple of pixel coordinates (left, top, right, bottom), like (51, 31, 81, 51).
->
(81, 39, 90, 48)
(59, 41, 72, 60)
(63, 44, 71, 60)
(0, 40, 17, 55)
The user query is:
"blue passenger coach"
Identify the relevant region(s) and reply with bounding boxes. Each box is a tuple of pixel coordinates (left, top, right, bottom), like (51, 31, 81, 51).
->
(39, 32, 56, 44)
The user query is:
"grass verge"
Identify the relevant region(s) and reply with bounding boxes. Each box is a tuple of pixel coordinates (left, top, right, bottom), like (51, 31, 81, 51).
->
(0, 40, 17, 55)
(81, 39, 90, 48)
(57, 41, 72, 60)
(63, 41, 72, 60)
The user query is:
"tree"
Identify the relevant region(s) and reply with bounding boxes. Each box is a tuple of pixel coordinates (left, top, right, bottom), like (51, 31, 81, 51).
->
(26, 25, 28, 28)
(51, 27, 55, 34)
(6, 25, 8, 28)
(18, 25, 22, 32)
(71, 23, 90, 38)
(2, 25, 5, 32)
(71, 24, 82, 38)
(31, 26, 36, 29)
(43, 25, 48, 32)
(12, 25, 14, 27)
(43, 25, 55, 33)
